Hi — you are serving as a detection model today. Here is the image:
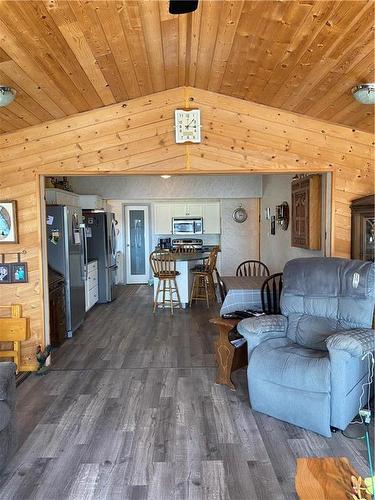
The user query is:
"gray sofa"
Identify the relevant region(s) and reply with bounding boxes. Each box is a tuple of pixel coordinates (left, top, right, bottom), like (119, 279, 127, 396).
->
(238, 258, 375, 437)
(0, 362, 16, 472)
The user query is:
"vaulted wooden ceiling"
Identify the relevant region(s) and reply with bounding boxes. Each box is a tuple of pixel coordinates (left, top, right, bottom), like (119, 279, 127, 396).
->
(0, 0, 373, 134)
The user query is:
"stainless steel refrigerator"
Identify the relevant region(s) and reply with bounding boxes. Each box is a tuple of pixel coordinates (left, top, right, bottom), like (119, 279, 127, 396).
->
(46, 205, 86, 337)
(83, 211, 118, 303)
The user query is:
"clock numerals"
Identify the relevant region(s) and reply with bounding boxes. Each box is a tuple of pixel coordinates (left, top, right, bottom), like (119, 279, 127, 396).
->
(174, 109, 201, 144)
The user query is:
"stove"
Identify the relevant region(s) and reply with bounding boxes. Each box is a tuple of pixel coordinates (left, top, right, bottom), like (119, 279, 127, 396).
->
(172, 238, 203, 250)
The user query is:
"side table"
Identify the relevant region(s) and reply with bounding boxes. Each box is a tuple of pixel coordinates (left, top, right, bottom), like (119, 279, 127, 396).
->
(210, 317, 247, 391)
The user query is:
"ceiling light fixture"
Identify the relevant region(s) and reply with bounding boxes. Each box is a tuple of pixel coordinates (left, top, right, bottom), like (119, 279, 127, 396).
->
(0, 86, 16, 107)
(161, 175, 171, 179)
(351, 83, 375, 105)
(169, 0, 198, 14)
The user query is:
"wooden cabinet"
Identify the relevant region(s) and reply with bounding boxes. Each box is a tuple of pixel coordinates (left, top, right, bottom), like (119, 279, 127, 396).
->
(291, 175, 321, 250)
(351, 195, 374, 261)
(85, 260, 98, 311)
(48, 268, 66, 347)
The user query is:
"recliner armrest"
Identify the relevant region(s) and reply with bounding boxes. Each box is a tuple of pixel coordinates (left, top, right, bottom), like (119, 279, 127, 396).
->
(326, 328, 375, 357)
(237, 315, 287, 350)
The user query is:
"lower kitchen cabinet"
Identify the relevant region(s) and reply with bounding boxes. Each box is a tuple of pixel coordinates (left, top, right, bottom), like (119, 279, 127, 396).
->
(48, 268, 66, 347)
(85, 260, 99, 311)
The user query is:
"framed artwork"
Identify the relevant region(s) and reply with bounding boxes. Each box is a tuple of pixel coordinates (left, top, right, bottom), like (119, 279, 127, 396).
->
(0, 263, 11, 283)
(0, 201, 18, 244)
(10, 262, 28, 283)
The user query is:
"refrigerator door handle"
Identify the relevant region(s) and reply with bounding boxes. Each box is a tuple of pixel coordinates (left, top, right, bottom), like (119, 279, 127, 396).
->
(79, 224, 87, 281)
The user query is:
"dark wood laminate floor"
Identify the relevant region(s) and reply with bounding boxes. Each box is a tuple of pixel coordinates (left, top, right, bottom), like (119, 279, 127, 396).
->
(0, 285, 370, 500)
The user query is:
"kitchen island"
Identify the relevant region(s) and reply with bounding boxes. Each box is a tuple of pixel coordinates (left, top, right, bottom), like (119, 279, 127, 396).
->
(153, 252, 210, 308)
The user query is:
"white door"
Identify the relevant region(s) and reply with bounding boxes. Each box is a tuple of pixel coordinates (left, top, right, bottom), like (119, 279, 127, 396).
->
(125, 206, 150, 284)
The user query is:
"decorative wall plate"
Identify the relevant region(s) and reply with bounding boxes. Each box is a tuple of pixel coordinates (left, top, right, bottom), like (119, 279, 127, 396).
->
(232, 206, 248, 223)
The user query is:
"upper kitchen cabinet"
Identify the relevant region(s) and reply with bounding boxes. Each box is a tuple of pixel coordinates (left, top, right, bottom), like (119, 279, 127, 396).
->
(171, 203, 203, 217)
(154, 201, 221, 235)
(154, 203, 172, 234)
(203, 203, 221, 234)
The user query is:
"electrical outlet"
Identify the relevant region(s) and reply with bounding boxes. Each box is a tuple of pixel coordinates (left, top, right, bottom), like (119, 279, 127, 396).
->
(359, 409, 371, 424)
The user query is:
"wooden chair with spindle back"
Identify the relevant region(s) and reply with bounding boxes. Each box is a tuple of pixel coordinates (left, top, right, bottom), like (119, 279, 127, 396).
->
(214, 268, 227, 304)
(174, 244, 196, 253)
(190, 246, 219, 308)
(149, 251, 181, 314)
(261, 272, 283, 315)
(236, 260, 270, 277)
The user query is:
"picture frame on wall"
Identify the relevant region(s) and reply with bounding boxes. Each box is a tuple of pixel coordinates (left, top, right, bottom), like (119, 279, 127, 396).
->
(0, 201, 18, 244)
(10, 262, 28, 283)
(0, 263, 11, 283)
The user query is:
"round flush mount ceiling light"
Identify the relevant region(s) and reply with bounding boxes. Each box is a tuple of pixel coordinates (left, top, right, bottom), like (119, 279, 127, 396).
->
(160, 175, 171, 179)
(0, 86, 16, 107)
(351, 83, 375, 105)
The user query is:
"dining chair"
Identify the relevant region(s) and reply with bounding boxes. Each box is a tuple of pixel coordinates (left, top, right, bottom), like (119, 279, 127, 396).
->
(214, 268, 227, 303)
(149, 251, 181, 314)
(236, 260, 270, 277)
(190, 246, 219, 308)
(174, 244, 196, 253)
(261, 272, 283, 314)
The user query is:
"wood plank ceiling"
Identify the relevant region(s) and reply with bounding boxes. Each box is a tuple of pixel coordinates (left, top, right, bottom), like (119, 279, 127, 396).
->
(0, 0, 373, 135)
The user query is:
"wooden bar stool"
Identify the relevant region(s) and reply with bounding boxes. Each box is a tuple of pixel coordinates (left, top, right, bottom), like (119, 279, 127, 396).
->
(190, 246, 219, 308)
(0, 304, 28, 373)
(150, 251, 182, 314)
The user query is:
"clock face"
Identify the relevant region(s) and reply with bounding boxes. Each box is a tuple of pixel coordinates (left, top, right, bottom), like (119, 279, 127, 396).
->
(174, 109, 201, 143)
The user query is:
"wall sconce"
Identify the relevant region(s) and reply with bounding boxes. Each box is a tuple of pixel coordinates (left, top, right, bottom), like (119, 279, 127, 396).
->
(276, 202, 289, 231)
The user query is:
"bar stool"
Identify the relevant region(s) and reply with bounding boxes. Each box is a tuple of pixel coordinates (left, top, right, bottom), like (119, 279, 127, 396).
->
(190, 246, 219, 308)
(150, 251, 182, 314)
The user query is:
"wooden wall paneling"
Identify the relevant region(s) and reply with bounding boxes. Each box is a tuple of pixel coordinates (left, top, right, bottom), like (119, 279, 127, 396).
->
(0, 87, 373, 371)
(0, 0, 373, 132)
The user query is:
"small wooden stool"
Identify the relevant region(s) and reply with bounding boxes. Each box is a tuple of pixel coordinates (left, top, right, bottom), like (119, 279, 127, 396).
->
(0, 305, 28, 373)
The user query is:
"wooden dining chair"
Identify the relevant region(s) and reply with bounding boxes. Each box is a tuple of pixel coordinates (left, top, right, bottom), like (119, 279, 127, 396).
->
(261, 272, 283, 314)
(149, 251, 181, 314)
(190, 246, 219, 308)
(174, 244, 196, 253)
(236, 260, 270, 277)
(214, 268, 227, 303)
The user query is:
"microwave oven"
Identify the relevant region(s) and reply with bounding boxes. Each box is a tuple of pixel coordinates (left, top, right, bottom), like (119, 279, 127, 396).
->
(172, 218, 203, 235)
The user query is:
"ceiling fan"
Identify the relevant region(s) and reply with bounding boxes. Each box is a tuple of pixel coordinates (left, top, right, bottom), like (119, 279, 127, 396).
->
(169, 0, 199, 14)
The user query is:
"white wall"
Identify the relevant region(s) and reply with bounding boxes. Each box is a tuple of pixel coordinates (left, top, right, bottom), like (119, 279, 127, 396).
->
(70, 175, 262, 199)
(260, 174, 326, 274)
(220, 199, 259, 275)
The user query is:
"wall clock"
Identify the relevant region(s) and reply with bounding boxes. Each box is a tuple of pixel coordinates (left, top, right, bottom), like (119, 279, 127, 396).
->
(232, 206, 248, 223)
(174, 109, 201, 144)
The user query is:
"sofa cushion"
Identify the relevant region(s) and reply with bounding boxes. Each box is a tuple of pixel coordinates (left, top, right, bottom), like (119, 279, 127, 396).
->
(250, 337, 331, 393)
(0, 401, 11, 433)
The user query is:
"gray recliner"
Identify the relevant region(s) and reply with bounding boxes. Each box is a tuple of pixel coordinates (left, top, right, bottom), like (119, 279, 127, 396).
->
(237, 258, 375, 437)
(0, 362, 16, 472)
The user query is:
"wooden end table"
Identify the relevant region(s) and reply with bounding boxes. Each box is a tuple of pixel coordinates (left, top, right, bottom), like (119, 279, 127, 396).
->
(210, 317, 248, 391)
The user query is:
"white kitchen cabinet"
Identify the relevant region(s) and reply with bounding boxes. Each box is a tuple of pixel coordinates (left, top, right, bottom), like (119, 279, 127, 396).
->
(80, 195, 106, 210)
(171, 204, 186, 217)
(85, 260, 98, 311)
(203, 203, 221, 234)
(171, 203, 203, 217)
(45, 188, 81, 207)
(154, 204, 172, 234)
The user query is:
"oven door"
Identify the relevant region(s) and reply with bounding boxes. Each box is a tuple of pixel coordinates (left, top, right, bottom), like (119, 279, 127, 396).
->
(173, 219, 195, 235)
